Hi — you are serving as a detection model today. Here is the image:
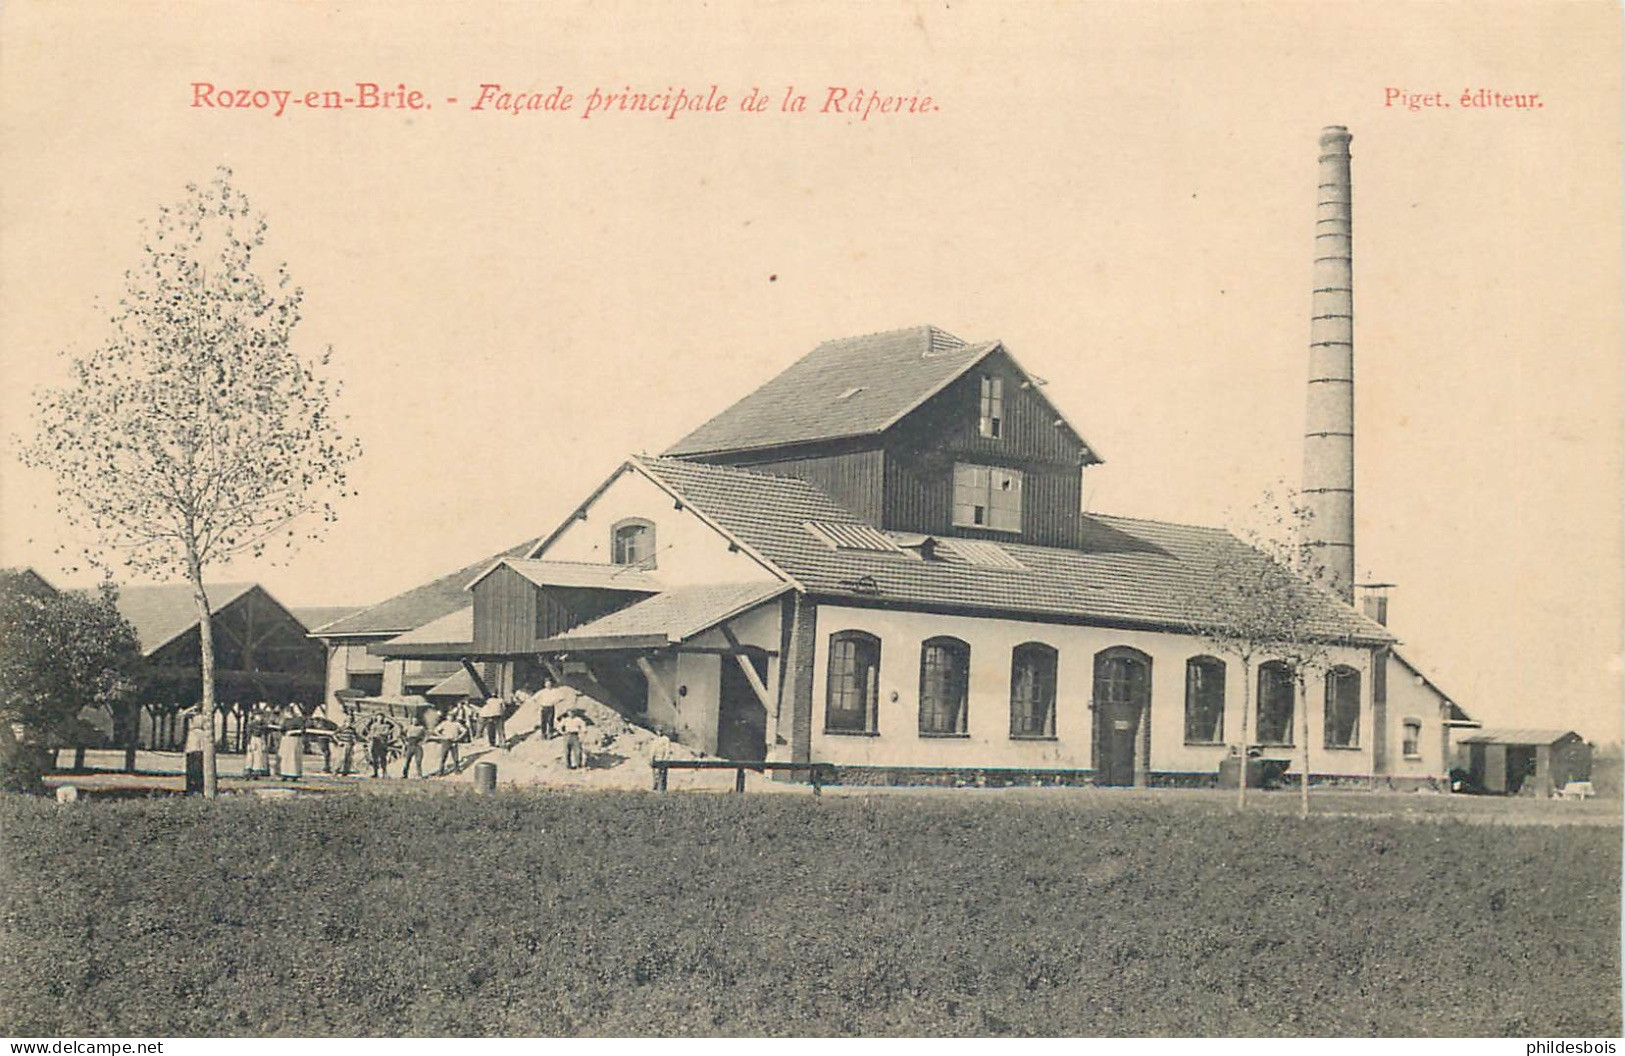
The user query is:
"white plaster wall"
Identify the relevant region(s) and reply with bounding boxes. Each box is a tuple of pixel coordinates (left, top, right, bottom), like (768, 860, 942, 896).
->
(808, 603, 1375, 776)
(536, 469, 780, 586)
(321, 641, 387, 718)
(381, 659, 405, 697)
(682, 600, 781, 652)
(323, 644, 348, 717)
(1384, 655, 1451, 780)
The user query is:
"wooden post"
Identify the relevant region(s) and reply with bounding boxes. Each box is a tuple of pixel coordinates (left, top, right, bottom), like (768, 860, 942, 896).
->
(635, 655, 678, 711)
(718, 624, 774, 711)
(460, 659, 491, 698)
(1298, 674, 1311, 819)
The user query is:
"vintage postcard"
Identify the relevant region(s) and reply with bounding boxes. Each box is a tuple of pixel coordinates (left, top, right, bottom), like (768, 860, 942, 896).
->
(0, 0, 1619, 1042)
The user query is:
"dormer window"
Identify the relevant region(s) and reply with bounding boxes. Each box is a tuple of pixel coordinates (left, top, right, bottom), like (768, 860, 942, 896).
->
(978, 374, 1004, 439)
(611, 518, 656, 569)
(952, 463, 1022, 533)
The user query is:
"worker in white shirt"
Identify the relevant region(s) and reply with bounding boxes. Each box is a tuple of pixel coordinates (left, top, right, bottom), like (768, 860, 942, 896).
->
(479, 696, 506, 749)
(432, 714, 467, 775)
(557, 709, 590, 770)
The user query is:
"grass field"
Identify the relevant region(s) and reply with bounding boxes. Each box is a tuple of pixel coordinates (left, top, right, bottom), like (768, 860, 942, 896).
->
(0, 790, 1618, 1037)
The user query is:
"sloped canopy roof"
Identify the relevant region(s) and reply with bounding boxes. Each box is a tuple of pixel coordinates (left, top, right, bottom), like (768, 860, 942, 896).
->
(664, 325, 1097, 460)
(628, 456, 1393, 644)
(466, 558, 662, 593)
(310, 539, 538, 638)
(384, 606, 473, 648)
(425, 668, 482, 699)
(544, 581, 789, 651)
(114, 582, 259, 656)
(1457, 728, 1584, 746)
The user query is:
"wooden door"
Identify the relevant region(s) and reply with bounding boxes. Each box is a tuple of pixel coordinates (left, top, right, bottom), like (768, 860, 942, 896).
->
(1094, 649, 1150, 786)
(1099, 699, 1141, 786)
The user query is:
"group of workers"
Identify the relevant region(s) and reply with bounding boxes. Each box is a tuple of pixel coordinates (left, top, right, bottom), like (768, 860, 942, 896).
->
(179, 687, 601, 792)
(180, 700, 326, 793)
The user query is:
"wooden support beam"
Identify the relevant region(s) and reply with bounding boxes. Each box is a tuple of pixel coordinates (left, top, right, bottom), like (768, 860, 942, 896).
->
(718, 622, 773, 712)
(461, 660, 491, 698)
(733, 654, 771, 710)
(669, 645, 779, 657)
(635, 656, 677, 711)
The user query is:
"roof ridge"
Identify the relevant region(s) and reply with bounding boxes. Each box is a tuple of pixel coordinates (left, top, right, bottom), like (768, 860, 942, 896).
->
(812, 323, 964, 348)
(119, 580, 259, 593)
(314, 538, 538, 636)
(638, 454, 838, 490)
(503, 556, 649, 568)
(1086, 511, 1235, 535)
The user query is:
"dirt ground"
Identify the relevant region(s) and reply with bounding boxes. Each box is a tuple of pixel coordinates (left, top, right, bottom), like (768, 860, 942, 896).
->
(44, 746, 1623, 824)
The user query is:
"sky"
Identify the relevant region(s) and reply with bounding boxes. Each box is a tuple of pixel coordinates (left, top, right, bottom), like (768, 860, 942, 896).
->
(1, 1, 1620, 740)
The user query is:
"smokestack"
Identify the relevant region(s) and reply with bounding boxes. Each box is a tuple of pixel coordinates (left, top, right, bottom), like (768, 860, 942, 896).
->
(1304, 125, 1356, 602)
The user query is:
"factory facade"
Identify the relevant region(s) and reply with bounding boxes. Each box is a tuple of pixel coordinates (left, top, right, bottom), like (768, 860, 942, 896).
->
(336, 127, 1475, 787)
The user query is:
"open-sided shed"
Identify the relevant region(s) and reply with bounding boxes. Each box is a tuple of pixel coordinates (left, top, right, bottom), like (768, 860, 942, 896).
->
(1456, 728, 1591, 797)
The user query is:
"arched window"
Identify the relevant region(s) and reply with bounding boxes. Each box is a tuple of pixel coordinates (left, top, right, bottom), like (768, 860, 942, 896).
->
(1324, 665, 1361, 748)
(611, 518, 656, 569)
(918, 637, 970, 735)
(825, 631, 881, 734)
(1256, 661, 1295, 746)
(1184, 656, 1226, 744)
(1009, 642, 1058, 738)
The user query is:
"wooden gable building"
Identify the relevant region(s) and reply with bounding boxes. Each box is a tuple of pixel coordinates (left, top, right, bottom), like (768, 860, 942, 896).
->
(665, 327, 1102, 548)
(116, 583, 326, 750)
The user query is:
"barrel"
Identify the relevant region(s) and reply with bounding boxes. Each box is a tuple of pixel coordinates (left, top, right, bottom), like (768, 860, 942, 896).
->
(474, 761, 497, 794)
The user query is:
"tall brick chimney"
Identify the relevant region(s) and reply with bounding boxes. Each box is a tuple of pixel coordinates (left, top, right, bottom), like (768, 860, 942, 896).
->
(1303, 125, 1356, 602)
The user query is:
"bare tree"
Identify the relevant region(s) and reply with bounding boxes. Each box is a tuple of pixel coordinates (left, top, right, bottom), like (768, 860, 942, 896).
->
(22, 168, 360, 797)
(1249, 495, 1340, 820)
(1186, 489, 1346, 814)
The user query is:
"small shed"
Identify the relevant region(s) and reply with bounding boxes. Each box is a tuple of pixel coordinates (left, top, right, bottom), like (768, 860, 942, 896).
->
(1456, 728, 1592, 797)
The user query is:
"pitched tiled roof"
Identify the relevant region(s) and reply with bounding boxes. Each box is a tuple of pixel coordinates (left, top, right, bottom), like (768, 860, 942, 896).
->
(631, 456, 1393, 644)
(0, 568, 59, 599)
(114, 582, 260, 656)
(664, 326, 1004, 456)
(311, 539, 538, 638)
(548, 581, 789, 648)
(291, 606, 361, 632)
(1457, 728, 1582, 746)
